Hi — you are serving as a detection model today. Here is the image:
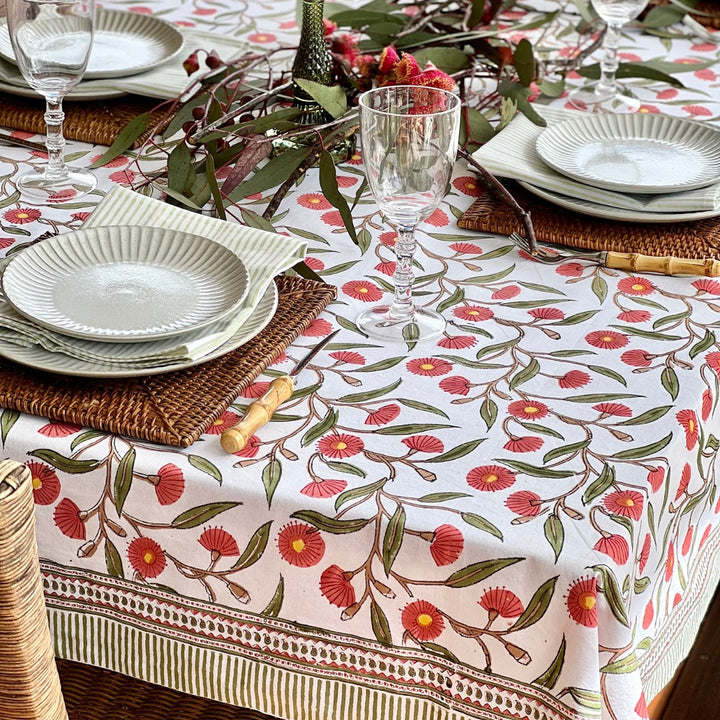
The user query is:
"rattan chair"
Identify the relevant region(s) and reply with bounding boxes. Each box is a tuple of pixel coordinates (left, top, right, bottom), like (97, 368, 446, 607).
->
(0, 458, 68, 720)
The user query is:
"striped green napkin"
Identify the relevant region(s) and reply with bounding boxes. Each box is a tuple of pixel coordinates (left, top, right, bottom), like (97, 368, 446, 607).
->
(472, 106, 720, 213)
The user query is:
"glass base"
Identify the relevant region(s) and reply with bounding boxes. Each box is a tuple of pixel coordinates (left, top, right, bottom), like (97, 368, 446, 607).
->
(17, 166, 97, 204)
(357, 305, 446, 343)
(569, 84, 640, 113)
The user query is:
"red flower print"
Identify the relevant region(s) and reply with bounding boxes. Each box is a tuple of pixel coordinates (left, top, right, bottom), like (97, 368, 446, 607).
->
(642, 600, 654, 630)
(406, 357, 452, 376)
(450, 241, 483, 255)
(453, 305, 493, 322)
(683, 104, 712, 116)
(4, 207, 41, 224)
(402, 435, 444, 453)
(707, 351, 720, 375)
(682, 526, 694, 556)
(439, 375, 471, 395)
(635, 694, 649, 720)
(452, 176, 483, 196)
(425, 208, 449, 227)
(528, 307, 565, 321)
(558, 370, 591, 389)
(199, 527, 239, 558)
(329, 350, 365, 365)
(556, 262, 584, 277)
(38, 421, 82, 437)
(153, 463, 185, 505)
(298, 193, 332, 210)
(436, 334, 476, 349)
(365, 404, 401, 426)
(429, 524, 463, 566)
(593, 402, 632, 418)
(375, 260, 396, 276)
(594, 534, 629, 564)
(675, 463, 691, 501)
(702, 389, 713, 421)
(467, 464, 516, 492)
(335, 175, 358, 188)
(277, 522, 325, 567)
(109, 169, 136, 185)
(304, 256, 325, 272)
(618, 277, 655, 295)
(505, 490, 542, 517)
(247, 32, 277, 43)
(342, 279, 383, 302)
(491, 285, 521, 300)
(0, 237, 14, 249)
(566, 576, 597, 627)
(320, 565, 356, 607)
(300, 479, 347, 498)
(504, 436, 543, 453)
(28, 461, 60, 505)
(321, 210, 344, 227)
(205, 410, 241, 435)
(692, 278, 720, 295)
(507, 400, 548, 420)
(233, 435, 261, 458)
(401, 599, 444, 641)
(128, 536, 166, 578)
(479, 587, 524, 620)
(647, 466, 665, 492)
(302, 318, 333, 337)
(657, 88, 678, 100)
(639, 533, 651, 574)
(603, 490, 643, 521)
(700, 524, 712, 546)
(317, 433, 364, 458)
(617, 310, 651, 323)
(243, 381, 271, 398)
(585, 330, 629, 350)
(676, 409, 698, 450)
(378, 230, 397, 245)
(53, 498, 85, 539)
(621, 349, 652, 367)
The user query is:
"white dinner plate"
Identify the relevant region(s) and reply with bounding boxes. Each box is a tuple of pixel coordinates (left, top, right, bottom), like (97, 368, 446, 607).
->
(0, 9, 184, 80)
(0, 281, 278, 378)
(518, 181, 720, 224)
(536, 113, 720, 194)
(1, 226, 250, 343)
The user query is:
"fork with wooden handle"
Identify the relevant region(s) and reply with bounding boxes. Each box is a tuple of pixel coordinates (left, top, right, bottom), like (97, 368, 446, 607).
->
(510, 233, 720, 276)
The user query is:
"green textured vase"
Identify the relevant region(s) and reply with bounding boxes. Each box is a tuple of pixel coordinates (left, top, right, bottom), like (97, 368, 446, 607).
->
(291, 0, 333, 125)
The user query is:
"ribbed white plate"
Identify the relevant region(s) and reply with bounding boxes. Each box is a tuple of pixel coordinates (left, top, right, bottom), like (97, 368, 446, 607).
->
(0, 8, 184, 79)
(1, 226, 250, 342)
(0, 282, 278, 378)
(536, 114, 720, 194)
(518, 181, 720, 223)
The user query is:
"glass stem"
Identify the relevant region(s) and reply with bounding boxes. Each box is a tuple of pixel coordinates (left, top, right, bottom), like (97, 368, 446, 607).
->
(388, 226, 416, 321)
(43, 95, 68, 181)
(598, 22, 621, 94)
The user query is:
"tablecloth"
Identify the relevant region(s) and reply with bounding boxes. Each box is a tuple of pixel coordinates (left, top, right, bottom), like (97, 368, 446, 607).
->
(2, 2, 720, 720)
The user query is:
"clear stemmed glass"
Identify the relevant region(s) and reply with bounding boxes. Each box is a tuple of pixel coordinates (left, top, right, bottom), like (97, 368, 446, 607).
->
(570, 0, 650, 112)
(358, 85, 461, 343)
(6, 0, 96, 202)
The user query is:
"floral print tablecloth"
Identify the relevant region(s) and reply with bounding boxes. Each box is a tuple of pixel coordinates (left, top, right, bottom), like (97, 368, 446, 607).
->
(3, 2, 720, 720)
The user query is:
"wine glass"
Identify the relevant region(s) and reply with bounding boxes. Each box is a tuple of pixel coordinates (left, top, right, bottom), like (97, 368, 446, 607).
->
(358, 85, 461, 342)
(570, 0, 649, 112)
(5, 0, 96, 202)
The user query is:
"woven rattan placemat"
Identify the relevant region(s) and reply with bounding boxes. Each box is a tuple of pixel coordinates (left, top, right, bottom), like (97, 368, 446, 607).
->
(457, 182, 720, 259)
(0, 275, 336, 448)
(0, 92, 170, 148)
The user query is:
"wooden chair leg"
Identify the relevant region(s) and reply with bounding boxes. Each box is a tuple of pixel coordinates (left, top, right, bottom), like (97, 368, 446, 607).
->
(0, 458, 68, 720)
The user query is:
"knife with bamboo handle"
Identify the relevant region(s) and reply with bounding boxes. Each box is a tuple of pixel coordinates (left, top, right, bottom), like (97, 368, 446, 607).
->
(221, 329, 340, 453)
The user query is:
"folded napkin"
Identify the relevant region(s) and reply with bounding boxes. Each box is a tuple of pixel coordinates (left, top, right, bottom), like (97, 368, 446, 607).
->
(0, 29, 245, 100)
(472, 105, 720, 213)
(0, 186, 307, 367)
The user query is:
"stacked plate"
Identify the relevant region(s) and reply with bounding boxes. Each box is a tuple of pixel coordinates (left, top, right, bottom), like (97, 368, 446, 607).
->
(524, 113, 720, 223)
(0, 226, 279, 378)
(0, 8, 185, 100)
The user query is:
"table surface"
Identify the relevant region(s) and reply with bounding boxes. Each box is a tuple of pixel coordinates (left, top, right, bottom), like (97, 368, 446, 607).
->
(4, 2, 720, 720)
